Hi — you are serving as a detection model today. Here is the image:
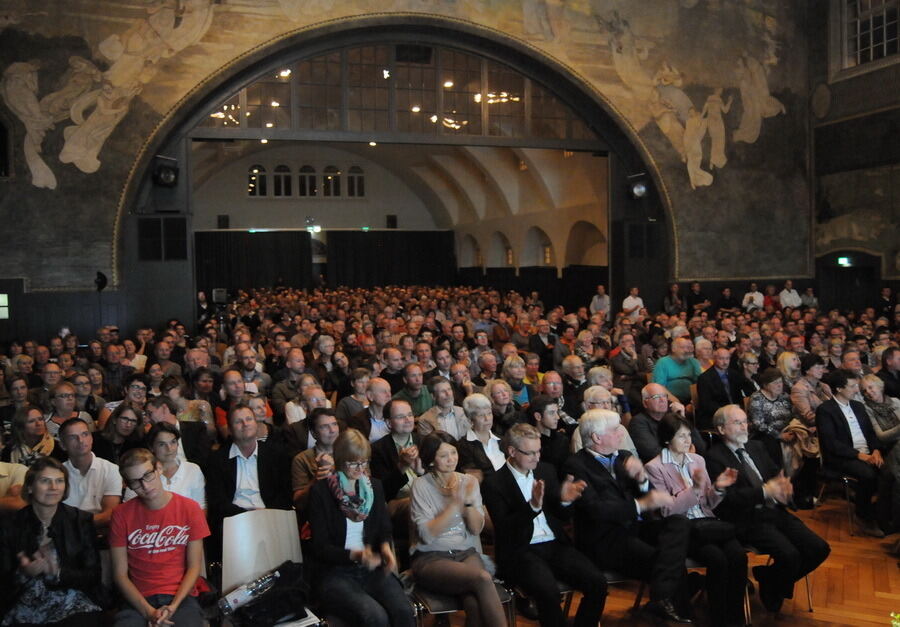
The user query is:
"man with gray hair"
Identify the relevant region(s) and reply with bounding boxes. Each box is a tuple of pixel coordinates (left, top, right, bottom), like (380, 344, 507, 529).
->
(706, 404, 829, 613)
(629, 383, 706, 463)
(570, 386, 640, 457)
(564, 409, 693, 624)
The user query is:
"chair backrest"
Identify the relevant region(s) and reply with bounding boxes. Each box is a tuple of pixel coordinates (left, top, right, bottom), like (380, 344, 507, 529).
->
(222, 508, 302, 594)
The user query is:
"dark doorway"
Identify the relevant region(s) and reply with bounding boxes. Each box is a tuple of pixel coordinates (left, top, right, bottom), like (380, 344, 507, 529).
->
(816, 251, 881, 312)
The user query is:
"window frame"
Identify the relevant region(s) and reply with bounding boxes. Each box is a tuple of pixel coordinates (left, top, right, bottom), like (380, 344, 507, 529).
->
(829, 0, 900, 83)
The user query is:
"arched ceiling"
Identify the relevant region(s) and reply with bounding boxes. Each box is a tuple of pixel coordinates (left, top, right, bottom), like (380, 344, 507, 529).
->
(190, 139, 605, 230)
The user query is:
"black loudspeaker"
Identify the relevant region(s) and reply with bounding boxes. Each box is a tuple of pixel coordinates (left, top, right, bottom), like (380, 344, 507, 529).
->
(152, 156, 179, 187)
(217, 215, 230, 229)
(212, 288, 228, 304)
(95, 272, 108, 292)
(386, 214, 398, 229)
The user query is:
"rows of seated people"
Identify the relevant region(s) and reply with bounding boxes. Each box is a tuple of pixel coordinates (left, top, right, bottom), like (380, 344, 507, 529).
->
(0, 282, 897, 626)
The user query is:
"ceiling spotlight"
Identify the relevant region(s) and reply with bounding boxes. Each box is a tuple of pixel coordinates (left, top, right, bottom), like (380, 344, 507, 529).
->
(265, 122, 273, 128)
(411, 105, 421, 113)
(383, 69, 390, 79)
(368, 141, 377, 146)
(279, 69, 291, 78)
(260, 138, 268, 144)
(443, 80, 454, 88)
(270, 101, 280, 107)
(628, 173, 649, 198)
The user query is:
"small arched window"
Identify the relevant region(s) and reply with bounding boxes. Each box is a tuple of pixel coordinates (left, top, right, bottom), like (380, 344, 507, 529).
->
(323, 165, 341, 197)
(347, 165, 365, 197)
(273, 165, 292, 196)
(299, 165, 317, 197)
(248, 165, 267, 196)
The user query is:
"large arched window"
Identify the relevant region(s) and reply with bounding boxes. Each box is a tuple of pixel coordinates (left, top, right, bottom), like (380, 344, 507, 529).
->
(198, 44, 598, 145)
(273, 165, 292, 196)
(248, 165, 267, 196)
(323, 165, 341, 197)
(299, 165, 317, 197)
(347, 166, 365, 197)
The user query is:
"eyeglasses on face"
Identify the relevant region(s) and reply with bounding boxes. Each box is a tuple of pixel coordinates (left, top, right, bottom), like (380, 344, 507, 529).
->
(126, 469, 158, 490)
(514, 447, 541, 458)
(345, 460, 369, 470)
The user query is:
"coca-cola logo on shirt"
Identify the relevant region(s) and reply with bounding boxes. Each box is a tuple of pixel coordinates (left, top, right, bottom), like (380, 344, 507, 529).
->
(127, 524, 191, 554)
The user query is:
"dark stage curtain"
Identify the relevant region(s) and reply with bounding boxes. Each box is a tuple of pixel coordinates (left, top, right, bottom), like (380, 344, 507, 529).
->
(327, 231, 456, 287)
(194, 231, 312, 291)
(457, 265, 608, 312)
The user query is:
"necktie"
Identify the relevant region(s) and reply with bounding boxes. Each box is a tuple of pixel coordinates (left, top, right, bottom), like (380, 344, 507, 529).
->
(720, 372, 732, 403)
(597, 452, 617, 478)
(735, 448, 763, 490)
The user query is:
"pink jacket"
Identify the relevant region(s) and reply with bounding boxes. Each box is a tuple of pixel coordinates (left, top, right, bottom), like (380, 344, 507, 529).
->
(644, 452, 723, 519)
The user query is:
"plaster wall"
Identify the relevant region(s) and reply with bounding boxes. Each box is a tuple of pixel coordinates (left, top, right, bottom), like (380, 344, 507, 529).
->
(0, 0, 812, 296)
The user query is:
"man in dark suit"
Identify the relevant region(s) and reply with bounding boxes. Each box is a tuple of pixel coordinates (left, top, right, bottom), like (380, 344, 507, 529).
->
(528, 319, 557, 373)
(629, 383, 705, 463)
(369, 399, 424, 566)
(563, 409, 693, 623)
(205, 402, 292, 558)
(481, 423, 607, 627)
(878, 346, 900, 399)
(145, 396, 212, 469)
(816, 369, 891, 536)
(696, 348, 745, 430)
(706, 404, 830, 613)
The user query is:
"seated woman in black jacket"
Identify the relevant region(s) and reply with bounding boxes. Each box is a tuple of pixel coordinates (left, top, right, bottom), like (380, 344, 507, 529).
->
(308, 428, 415, 627)
(0, 457, 103, 625)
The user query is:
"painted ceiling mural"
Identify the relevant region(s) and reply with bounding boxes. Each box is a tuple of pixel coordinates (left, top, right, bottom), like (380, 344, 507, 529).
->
(0, 0, 807, 286)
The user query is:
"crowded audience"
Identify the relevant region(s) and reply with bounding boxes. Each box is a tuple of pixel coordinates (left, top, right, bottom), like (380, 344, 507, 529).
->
(0, 281, 897, 624)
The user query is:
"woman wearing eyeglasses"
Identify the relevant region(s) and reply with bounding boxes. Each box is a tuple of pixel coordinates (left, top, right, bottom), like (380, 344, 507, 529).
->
(308, 428, 414, 627)
(97, 373, 149, 431)
(409, 432, 507, 626)
(93, 404, 144, 464)
(0, 457, 103, 624)
(44, 382, 95, 440)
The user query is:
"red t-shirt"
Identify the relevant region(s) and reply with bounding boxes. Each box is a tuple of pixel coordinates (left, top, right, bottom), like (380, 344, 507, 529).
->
(110, 492, 211, 597)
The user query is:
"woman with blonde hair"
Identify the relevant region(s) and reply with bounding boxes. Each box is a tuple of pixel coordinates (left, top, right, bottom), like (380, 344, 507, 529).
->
(776, 351, 801, 388)
(500, 355, 536, 407)
(308, 428, 414, 627)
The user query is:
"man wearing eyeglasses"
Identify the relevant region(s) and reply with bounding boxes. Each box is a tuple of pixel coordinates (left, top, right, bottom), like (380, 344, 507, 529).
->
(59, 417, 121, 530)
(369, 399, 424, 565)
(628, 383, 705, 463)
(111, 447, 209, 627)
(483, 422, 606, 627)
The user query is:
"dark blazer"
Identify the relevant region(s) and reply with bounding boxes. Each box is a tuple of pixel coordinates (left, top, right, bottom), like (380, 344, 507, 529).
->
(561, 448, 647, 552)
(628, 412, 707, 463)
(877, 369, 900, 400)
(308, 477, 392, 573)
(206, 439, 292, 523)
(281, 419, 312, 458)
(370, 432, 423, 502)
(696, 367, 746, 429)
(177, 420, 213, 469)
(528, 334, 558, 373)
(481, 462, 574, 572)
(347, 407, 383, 440)
(457, 436, 500, 480)
(0, 504, 101, 614)
(704, 439, 779, 524)
(540, 430, 571, 475)
(815, 398, 883, 466)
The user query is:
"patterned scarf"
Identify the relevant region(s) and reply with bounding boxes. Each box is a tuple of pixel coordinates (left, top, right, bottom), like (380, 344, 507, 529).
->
(865, 397, 899, 433)
(10, 433, 56, 466)
(327, 471, 374, 523)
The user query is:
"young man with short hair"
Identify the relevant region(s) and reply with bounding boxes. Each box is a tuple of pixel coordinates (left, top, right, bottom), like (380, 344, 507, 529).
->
(110, 448, 209, 627)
